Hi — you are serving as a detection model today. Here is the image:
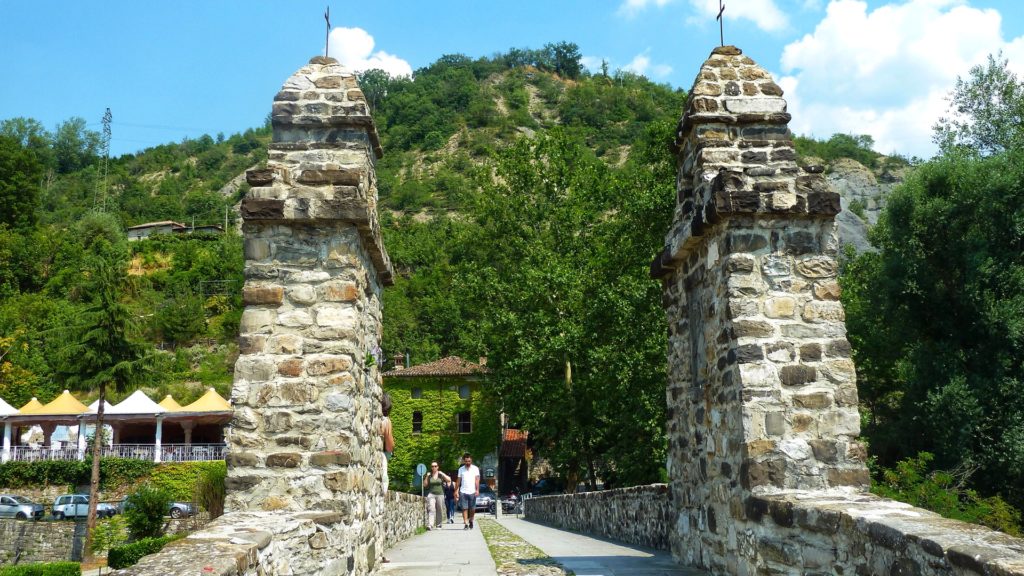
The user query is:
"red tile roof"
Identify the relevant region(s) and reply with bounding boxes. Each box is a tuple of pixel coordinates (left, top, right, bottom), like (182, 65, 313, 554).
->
(382, 355, 489, 378)
(500, 428, 528, 459)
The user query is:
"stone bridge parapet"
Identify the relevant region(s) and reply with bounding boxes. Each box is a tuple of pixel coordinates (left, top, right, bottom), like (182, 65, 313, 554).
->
(523, 485, 673, 550)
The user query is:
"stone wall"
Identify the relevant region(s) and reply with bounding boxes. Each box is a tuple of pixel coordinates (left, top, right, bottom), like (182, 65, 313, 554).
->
(652, 45, 1024, 575)
(112, 494, 424, 576)
(745, 493, 1024, 574)
(523, 485, 673, 550)
(382, 491, 424, 550)
(0, 519, 79, 565)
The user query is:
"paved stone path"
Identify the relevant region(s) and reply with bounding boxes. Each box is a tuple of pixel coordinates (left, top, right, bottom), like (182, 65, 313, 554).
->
(380, 514, 704, 576)
(497, 517, 704, 576)
(379, 519, 497, 576)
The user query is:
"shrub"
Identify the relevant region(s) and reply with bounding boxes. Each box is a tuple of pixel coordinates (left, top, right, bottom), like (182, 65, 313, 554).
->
(107, 534, 183, 570)
(0, 562, 81, 576)
(123, 483, 172, 539)
(848, 198, 867, 220)
(91, 515, 128, 557)
(873, 452, 1022, 536)
(149, 461, 224, 501)
(193, 461, 226, 519)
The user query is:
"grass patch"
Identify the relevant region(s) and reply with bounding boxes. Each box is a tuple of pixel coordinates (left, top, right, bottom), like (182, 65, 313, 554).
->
(476, 518, 573, 575)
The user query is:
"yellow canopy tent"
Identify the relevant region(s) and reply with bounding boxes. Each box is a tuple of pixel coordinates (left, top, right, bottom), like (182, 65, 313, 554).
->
(158, 395, 184, 412)
(34, 390, 88, 415)
(181, 388, 231, 412)
(18, 397, 44, 414)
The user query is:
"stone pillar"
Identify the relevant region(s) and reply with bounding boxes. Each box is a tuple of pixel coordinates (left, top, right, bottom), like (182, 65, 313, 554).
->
(225, 54, 394, 543)
(181, 421, 194, 446)
(652, 46, 868, 573)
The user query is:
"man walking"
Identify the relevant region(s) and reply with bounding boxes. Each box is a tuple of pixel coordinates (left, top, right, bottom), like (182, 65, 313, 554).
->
(455, 452, 481, 530)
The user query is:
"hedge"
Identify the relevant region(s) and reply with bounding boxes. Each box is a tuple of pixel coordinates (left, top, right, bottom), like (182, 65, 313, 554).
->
(107, 533, 184, 569)
(0, 458, 154, 490)
(0, 562, 81, 576)
(0, 459, 223, 497)
(148, 461, 225, 501)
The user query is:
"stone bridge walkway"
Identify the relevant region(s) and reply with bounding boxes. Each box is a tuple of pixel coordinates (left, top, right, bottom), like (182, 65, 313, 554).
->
(380, 515, 704, 576)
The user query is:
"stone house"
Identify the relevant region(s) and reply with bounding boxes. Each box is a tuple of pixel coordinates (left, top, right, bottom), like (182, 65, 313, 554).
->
(382, 356, 500, 491)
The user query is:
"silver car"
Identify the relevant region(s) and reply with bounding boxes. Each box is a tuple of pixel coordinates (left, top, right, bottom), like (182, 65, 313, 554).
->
(0, 494, 43, 520)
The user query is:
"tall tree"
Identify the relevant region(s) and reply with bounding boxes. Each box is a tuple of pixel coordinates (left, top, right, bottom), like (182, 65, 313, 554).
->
(842, 149, 1024, 509)
(934, 53, 1024, 156)
(458, 127, 674, 488)
(57, 215, 150, 561)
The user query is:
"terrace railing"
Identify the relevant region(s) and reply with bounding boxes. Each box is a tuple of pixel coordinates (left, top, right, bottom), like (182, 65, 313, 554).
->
(3, 443, 226, 463)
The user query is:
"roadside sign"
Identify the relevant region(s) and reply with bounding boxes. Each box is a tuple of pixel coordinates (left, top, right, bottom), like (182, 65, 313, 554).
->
(416, 463, 427, 476)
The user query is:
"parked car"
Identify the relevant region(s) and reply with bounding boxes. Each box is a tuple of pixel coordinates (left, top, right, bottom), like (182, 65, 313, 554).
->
(475, 484, 496, 512)
(529, 478, 565, 496)
(51, 494, 117, 520)
(454, 483, 496, 512)
(117, 498, 196, 518)
(0, 495, 44, 520)
(167, 501, 195, 518)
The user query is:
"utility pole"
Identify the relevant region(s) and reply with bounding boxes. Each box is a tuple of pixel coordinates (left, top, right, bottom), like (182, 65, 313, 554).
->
(224, 205, 229, 232)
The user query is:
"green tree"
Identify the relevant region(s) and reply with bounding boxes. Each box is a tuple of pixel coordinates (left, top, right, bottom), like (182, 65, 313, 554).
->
(842, 148, 1024, 510)
(457, 128, 673, 489)
(56, 220, 152, 561)
(934, 53, 1024, 156)
(0, 134, 43, 229)
(52, 117, 101, 174)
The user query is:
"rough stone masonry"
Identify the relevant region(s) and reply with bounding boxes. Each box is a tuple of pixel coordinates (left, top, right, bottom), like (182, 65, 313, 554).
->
(111, 56, 420, 576)
(652, 46, 1024, 575)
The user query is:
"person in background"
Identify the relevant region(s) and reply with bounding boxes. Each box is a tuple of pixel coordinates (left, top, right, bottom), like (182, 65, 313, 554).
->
(455, 452, 481, 530)
(443, 473, 456, 524)
(422, 461, 450, 530)
(381, 393, 395, 492)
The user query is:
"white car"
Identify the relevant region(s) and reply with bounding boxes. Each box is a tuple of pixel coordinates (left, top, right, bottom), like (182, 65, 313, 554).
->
(52, 494, 116, 519)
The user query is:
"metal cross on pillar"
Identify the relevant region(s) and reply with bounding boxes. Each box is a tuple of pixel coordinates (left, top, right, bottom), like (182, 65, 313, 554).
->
(324, 6, 331, 58)
(717, 0, 725, 46)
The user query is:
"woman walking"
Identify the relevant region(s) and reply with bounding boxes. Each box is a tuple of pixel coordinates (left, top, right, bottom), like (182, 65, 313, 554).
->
(422, 461, 450, 529)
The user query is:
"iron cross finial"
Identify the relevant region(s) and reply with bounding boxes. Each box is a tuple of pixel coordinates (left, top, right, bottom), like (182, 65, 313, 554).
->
(717, 0, 725, 47)
(324, 6, 331, 58)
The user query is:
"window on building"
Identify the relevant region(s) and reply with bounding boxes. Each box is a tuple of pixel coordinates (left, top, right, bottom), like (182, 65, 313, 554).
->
(412, 411, 423, 434)
(457, 411, 472, 434)
(411, 387, 422, 399)
(459, 384, 471, 399)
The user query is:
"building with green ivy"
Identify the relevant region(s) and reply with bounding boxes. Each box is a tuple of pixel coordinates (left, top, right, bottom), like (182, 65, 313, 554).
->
(382, 356, 500, 492)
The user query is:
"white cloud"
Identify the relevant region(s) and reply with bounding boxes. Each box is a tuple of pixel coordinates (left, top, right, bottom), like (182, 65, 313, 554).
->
(580, 56, 606, 73)
(686, 0, 789, 33)
(624, 53, 674, 77)
(779, 0, 1024, 158)
(618, 0, 676, 17)
(326, 27, 412, 77)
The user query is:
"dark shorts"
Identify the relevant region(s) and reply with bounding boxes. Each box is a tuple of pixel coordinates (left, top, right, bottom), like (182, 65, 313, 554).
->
(459, 493, 476, 511)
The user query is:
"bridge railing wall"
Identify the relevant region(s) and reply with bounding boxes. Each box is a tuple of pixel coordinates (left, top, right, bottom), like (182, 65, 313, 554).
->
(523, 484, 672, 550)
(111, 492, 426, 576)
(744, 492, 1024, 575)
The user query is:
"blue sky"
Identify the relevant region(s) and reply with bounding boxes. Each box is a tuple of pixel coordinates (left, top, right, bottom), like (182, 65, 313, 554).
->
(2, 0, 1022, 158)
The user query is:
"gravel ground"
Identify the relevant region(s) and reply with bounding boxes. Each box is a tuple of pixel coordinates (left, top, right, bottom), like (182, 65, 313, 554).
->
(477, 517, 574, 576)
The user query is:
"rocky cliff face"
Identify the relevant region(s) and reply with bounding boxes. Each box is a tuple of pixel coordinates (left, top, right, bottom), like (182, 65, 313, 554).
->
(807, 156, 909, 252)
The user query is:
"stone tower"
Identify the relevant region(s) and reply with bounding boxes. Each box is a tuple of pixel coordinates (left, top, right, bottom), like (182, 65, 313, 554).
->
(225, 56, 394, 518)
(652, 46, 867, 572)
